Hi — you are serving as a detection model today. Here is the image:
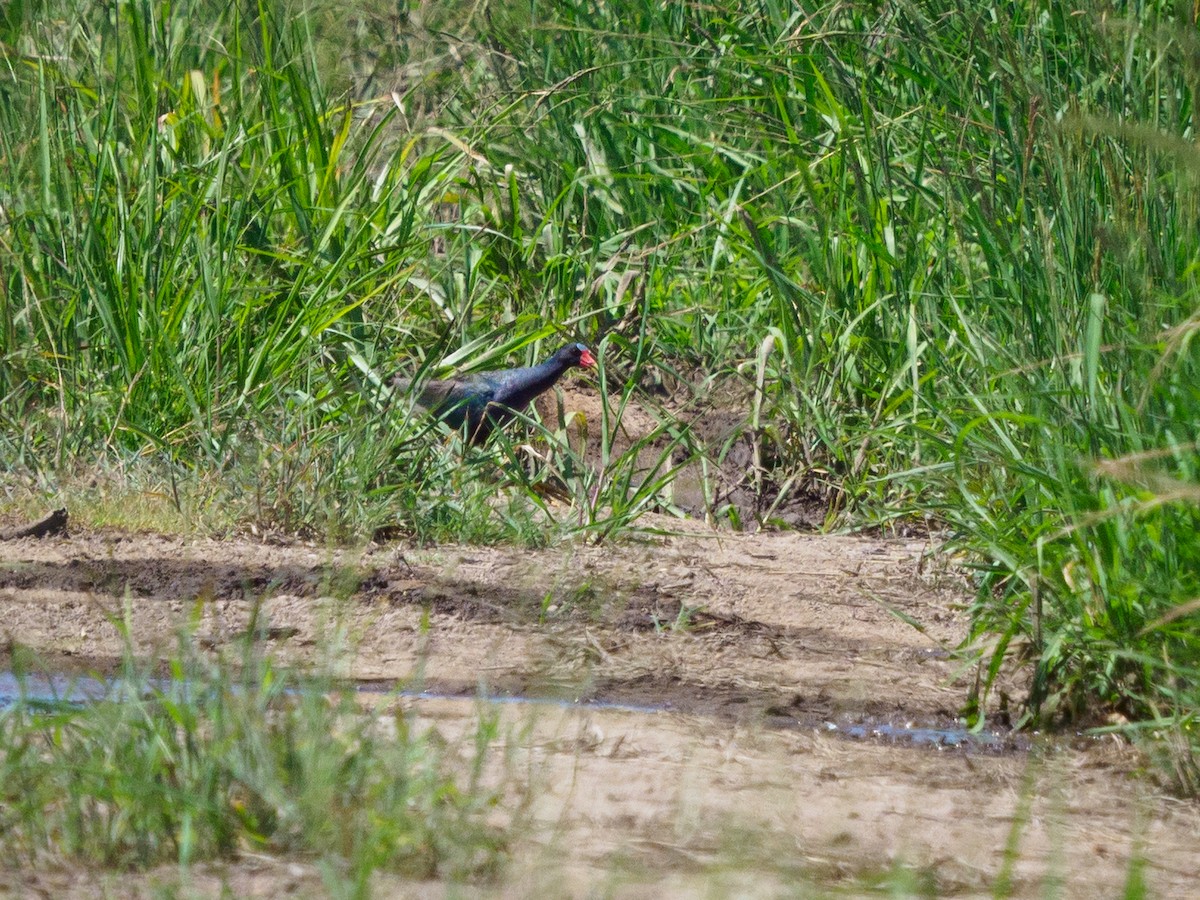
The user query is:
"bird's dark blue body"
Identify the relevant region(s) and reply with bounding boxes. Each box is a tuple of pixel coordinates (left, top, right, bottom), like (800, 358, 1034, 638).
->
(395, 342, 596, 444)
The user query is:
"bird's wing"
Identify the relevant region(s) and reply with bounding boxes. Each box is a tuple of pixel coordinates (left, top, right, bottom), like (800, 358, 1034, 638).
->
(394, 374, 488, 407)
(423, 375, 496, 411)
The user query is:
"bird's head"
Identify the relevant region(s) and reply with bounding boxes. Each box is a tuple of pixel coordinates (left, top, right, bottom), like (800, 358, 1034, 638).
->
(559, 342, 597, 369)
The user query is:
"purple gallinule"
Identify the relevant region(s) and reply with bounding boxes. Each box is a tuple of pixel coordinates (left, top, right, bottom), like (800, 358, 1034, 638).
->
(394, 342, 597, 444)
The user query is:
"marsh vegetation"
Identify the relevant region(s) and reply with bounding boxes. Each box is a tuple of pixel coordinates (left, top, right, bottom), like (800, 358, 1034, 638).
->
(3, 0, 1200, 893)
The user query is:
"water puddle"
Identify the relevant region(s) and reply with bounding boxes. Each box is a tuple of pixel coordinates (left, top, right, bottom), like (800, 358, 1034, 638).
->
(0, 670, 114, 706)
(822, 719, 1011, 749)
(0, 669, 1017, 751)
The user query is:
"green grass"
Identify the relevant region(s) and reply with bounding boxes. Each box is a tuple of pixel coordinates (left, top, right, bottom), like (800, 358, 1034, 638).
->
(0, 617, 508, 887)
(3, 0, 1200, 791)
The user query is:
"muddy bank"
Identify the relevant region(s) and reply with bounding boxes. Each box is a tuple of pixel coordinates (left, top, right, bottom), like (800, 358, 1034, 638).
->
(0, 518, 970, 727)
(1, 519, 1197, 896)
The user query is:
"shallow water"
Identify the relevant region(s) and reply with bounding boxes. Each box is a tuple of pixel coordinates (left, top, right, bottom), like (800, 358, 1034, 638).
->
(0, 670, 114, 706)
(0, 669, 1013, 750)
(824, 719, 1003, 748)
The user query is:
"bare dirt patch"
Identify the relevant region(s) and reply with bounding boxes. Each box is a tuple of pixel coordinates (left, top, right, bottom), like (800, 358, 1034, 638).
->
(0, 516, 965, 725)
(2, 516, 1199, 896)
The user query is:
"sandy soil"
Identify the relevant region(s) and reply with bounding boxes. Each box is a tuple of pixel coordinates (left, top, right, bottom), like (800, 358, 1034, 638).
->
(2, 515, 1199, 897)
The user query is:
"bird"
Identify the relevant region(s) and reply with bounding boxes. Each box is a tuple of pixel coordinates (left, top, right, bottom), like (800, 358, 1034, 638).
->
(393, 342, 597, 444)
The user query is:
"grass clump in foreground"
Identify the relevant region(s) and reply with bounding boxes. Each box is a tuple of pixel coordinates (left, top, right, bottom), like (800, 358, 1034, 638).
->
(0, 629, 508, 887)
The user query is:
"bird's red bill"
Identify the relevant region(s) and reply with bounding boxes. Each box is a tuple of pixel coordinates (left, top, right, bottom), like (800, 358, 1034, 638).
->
(580, 349, 597, 368)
